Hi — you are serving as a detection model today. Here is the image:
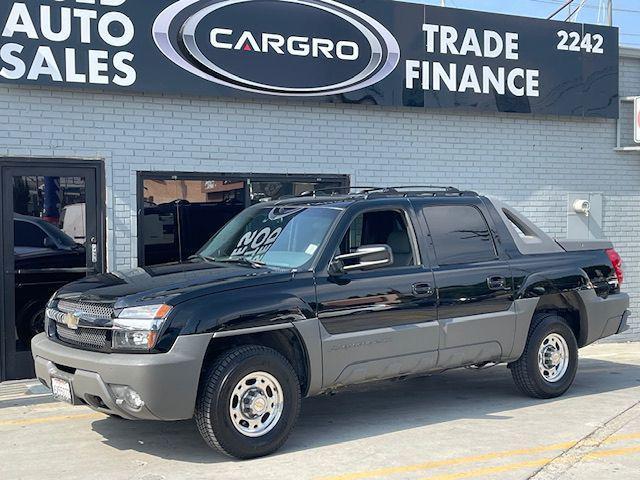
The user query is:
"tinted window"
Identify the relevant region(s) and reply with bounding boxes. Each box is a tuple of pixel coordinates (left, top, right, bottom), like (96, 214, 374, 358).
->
(14, 219, 48, 248)
(38, 220, 77, 248)
(423, 205, 496, 265)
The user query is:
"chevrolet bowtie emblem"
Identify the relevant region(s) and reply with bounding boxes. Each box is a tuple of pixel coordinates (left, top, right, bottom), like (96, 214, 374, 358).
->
(62, 312, 80, 330)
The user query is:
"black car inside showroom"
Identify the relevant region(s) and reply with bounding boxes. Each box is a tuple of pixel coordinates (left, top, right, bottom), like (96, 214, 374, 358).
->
(0, 0, 640, 477)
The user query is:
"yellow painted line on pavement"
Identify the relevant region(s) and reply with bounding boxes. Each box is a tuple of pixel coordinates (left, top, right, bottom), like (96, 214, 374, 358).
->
(603, 431, 640, 444)
(319, 431, 640, 480)
(318, 442, 576, 480)
(415, 444, 640, 480)
(586, 444, 640, 459)
(0, 412, 104, 427)
(417, 458, 550, 480)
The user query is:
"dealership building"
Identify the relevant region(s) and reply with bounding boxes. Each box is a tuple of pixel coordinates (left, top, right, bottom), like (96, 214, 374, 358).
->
(0, 0, 639, 381)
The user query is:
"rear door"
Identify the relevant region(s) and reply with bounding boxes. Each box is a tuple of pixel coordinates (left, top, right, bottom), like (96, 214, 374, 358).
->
(419, 199, 515, 368)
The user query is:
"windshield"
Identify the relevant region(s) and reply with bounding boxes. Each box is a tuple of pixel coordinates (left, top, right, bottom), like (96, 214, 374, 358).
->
(197, 205, 341, 269)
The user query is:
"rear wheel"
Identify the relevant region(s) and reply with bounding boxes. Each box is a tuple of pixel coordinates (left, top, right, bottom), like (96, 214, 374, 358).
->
(509, 313, 578, 399)
(195, 345, 301, 459)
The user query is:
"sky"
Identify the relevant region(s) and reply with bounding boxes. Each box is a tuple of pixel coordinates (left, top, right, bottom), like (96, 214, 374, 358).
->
(417, 0, 640, 47)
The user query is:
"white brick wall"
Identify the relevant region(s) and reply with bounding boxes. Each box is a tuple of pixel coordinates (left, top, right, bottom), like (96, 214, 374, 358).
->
(1, 53, 639, 340)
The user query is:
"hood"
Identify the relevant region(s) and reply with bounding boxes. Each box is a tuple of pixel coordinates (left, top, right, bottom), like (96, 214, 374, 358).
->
(55, 260, 292, 307)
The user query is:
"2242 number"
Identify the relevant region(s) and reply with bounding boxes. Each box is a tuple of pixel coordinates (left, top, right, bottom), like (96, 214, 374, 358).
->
(557, 31, 604, 54)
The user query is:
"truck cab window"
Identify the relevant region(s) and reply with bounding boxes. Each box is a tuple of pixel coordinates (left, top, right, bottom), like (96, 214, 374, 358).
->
(338, 210, 415, 267)
(423, 205, 496, 265)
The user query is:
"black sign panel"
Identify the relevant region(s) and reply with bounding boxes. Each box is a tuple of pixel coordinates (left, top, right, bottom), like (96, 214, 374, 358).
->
(0, 0, 619, 118)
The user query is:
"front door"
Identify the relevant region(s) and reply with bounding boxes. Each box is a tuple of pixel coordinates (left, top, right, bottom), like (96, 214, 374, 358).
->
(1, 161, 104, 381)
(315, 203, 438, 389)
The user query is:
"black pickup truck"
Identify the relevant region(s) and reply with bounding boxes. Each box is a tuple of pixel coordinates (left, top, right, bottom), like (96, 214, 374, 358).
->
(32, 187, 629, 459)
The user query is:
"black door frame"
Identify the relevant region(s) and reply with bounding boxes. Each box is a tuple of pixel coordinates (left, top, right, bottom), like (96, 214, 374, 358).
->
(0, 158, 106, 381)
(136, 171, 350, 267)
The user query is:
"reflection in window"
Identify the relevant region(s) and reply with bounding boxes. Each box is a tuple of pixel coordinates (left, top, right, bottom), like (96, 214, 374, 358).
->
(199, 205, 340, 269)
(14, 219, 48, 248)
(141, 176, 347, 266)
(423, 205, 497, 266)
(12, 175, 87, 350)
(249, 181, 342, 204)
(142, 179, 246, 265)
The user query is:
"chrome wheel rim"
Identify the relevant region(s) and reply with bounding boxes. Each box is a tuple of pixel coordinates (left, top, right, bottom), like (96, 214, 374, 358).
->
(538, 333, 569, 383)
(229, 371, 284, 437)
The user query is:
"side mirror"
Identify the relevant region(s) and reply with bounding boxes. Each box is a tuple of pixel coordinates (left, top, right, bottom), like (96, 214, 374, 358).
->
(43, 237, 56, 249)
(330, 244, 394, 274)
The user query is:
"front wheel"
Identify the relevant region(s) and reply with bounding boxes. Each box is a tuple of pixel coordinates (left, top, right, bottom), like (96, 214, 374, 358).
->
(509, 313, 578, 399)
(195, 345, 301, 459)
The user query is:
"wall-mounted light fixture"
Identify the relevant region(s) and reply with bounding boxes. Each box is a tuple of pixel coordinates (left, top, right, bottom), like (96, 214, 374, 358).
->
(572, 199, 591, 216)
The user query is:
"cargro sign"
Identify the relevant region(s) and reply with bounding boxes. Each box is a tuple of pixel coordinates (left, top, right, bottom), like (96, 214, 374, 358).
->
(0, 0, 620, 118)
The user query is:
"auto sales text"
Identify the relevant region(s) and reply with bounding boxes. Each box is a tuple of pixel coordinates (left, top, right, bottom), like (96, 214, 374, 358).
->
(0, 0, 136, 87)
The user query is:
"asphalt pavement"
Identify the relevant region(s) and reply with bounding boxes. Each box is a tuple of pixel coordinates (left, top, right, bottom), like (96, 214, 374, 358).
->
(1, 342, 639, 480)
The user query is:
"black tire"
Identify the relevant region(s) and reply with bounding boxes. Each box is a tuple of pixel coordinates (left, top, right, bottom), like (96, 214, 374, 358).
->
(509, 312, 578, 399)
(195, 345, 301, 459)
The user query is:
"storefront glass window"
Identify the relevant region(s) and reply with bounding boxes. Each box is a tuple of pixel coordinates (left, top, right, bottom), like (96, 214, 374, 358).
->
(140, 175, 348, 266)
(142, 178, 245, 265)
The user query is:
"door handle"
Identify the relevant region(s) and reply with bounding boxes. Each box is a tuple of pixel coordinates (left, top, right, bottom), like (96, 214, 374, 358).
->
(90, 236, 98, 264)
(412, 283, 435, 296)
(487, 276, 508, 291)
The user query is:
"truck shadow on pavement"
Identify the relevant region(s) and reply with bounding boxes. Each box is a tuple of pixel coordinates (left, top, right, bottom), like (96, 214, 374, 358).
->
(90, 357, 640, 463)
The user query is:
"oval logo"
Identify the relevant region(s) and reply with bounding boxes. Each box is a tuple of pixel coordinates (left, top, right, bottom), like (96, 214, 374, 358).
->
(152, 0, 400, 96)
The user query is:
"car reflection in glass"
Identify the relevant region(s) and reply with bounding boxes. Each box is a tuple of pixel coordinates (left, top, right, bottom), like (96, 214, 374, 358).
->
(14, 214, 86, 348)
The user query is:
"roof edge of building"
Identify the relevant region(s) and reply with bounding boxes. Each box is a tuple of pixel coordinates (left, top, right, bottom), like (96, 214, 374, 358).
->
(621, 46, 640, 59)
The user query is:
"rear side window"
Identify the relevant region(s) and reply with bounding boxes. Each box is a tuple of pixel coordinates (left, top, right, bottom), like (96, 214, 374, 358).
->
(14, 220, 48, 248)
(422, 205, 496, 265)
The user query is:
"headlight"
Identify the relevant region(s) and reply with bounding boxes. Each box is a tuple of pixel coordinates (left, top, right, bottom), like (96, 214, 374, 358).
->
(46, 292, 59, 308)
(117, 304, 172, 320)
(112, 304, 172, 351)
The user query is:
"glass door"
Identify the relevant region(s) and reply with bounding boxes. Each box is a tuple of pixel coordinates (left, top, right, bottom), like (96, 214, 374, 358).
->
(1, 164, 103, 380)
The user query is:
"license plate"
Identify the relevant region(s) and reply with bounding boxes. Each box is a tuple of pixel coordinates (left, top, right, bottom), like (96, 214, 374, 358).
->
(51, 377, 73, 404)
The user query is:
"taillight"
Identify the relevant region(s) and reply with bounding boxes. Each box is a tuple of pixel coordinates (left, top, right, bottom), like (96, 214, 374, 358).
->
(606, 248, 623, 286)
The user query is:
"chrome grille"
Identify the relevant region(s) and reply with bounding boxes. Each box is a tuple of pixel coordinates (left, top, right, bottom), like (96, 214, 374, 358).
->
(57, 300, 114, 319)
(55, 323, 109, 350)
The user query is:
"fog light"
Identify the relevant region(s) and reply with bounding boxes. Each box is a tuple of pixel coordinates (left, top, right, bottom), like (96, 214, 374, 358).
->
(111, 385, 145, 411)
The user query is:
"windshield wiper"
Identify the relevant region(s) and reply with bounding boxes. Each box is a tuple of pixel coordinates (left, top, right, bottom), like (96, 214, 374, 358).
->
(215, 257, 266, 268)
(188, 254, 266, 268)
(187, 254, 217, 263)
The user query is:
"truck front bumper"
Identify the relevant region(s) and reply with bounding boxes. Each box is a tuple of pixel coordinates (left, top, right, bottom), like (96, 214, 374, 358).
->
(31, 332, 212, 420)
